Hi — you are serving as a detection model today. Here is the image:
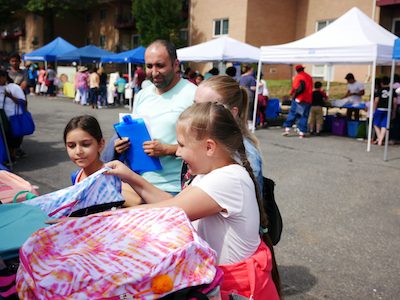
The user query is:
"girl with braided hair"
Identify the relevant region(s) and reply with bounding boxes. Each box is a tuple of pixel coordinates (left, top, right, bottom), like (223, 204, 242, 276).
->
(105, 102, 281, 299)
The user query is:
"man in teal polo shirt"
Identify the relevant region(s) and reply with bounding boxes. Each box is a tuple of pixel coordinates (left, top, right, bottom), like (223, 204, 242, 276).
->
(115, 40, 196, 194)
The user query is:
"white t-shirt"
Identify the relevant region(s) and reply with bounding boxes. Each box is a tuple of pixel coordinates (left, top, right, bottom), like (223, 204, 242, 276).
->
(347, 81, 364, 105)
(0, 83, 26, 117)
(191, 164, 261, 265)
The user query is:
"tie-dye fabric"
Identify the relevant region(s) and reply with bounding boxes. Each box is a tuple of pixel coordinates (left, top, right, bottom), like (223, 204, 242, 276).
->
(24, 167, 123, 219)
(16, 207, 217, 300)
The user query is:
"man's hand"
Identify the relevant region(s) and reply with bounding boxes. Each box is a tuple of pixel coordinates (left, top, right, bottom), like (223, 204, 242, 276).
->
(143, 140, 177, 157)
(114, 137, 130, 154)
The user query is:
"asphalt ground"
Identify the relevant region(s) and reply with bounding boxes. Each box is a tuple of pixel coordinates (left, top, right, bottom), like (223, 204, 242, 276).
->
(12, 95, 400, 299)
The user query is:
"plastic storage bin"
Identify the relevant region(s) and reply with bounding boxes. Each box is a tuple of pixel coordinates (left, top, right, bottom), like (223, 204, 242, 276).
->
(347, 120, 360, 138)
(323, 115, 334, 132)
(332, 117, 347, 136)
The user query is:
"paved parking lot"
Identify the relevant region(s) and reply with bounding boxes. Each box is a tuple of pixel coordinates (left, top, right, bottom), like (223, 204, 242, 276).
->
(13, 95, 400, 299)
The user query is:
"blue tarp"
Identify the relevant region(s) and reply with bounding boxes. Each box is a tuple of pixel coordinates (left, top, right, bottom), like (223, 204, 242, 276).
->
(393, 38, 400, 60)
(23, 37, 77, 62)
(57, 45, 114, 63)
(101, 46, 145, 64)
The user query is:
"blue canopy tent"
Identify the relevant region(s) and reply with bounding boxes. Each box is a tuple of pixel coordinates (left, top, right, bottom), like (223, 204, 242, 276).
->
(100, 46, 145, 64)
(23, 37, 77, 63)
(101, 46, 146, 109)
(384, 38, 400, 161)
(56, 45, 114, 63)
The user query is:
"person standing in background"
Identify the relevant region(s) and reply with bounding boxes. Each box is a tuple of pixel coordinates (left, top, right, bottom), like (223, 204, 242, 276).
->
(45, 64, 57, 97)
(97, 67, 108, 108)
(282, 64, 313, 138)
(74, 66, 89, 105)
(308, 81, 328, 135)
(7, 53, 28, 93)
(27, 63, 38, 95)
(239, 64, 257, 126)
(88, 67, 100, 109)
(343, 73, 364, 121)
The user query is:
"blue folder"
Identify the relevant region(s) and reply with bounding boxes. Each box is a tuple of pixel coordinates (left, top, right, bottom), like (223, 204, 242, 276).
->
(114, 116, 162, 174)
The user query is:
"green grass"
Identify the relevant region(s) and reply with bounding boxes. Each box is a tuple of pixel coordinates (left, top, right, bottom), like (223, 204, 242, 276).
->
(266, 80, 369, 100)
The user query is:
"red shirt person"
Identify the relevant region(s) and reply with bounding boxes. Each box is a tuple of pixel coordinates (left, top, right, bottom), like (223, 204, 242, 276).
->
(282, 64, 313, 138)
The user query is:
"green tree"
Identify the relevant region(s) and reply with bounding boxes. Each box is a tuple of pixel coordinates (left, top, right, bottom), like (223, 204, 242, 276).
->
(133, 0, 186, 47)
(25, 0, 96, 42)
(0, 1, 27, 27)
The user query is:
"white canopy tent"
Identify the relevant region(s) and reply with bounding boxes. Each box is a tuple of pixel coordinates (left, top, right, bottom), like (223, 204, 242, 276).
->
(177, 36, 260, 63)
(255, 7, 397, 152)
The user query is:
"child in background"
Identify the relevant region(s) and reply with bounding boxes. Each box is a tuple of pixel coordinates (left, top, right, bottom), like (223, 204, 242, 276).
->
(105, 102, 281, 299)
(308, 81, 328, 135)
(114, 75, 127, 106)
(64, 115, 141, 206)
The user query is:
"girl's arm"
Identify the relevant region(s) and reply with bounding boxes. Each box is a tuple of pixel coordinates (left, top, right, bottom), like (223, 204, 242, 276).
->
(105, 161, 223, 220)
(105, 160, 173, 203)
(139, 185, 222, 221)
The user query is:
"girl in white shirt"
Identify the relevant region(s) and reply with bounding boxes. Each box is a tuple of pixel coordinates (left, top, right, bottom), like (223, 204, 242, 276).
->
(105, 102, 280, 299)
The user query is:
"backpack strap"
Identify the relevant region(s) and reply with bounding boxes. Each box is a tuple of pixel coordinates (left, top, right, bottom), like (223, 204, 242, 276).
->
(70, 169, 81, 185)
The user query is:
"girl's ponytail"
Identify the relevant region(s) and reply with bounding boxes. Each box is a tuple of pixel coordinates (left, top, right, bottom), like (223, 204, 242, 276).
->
(238, 143, 282, 298)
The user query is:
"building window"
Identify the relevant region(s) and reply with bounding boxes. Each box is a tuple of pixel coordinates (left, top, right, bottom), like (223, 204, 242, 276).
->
(180, 28, 188, 44)
(213, 19, 229, 36)
(100, 9, 107, 21)
(99, 35, 106, 48)
(132, 34, 140, 48)
(392, 18, 400, 36)
(315, 19, 335, 32)
(313, 19, 335, 80)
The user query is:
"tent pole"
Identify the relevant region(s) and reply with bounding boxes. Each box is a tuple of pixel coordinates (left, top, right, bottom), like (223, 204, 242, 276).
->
(44, 61, 48, 70)
(384, 59, 396, 161)
(367, 59, 377, 152)
(326, 64, 331, 96)
(128, 62, 132, 111)
(252, 59, 262, 133)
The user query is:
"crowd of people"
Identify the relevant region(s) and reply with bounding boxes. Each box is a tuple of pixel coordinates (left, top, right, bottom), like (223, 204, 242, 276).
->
(0, 40, 282, 299)
(281, 64, 400, 145)
(3, 37, 400, 299)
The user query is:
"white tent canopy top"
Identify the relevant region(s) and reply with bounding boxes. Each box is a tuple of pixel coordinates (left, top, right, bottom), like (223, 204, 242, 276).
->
(177, 36, 260, 63)
(260, 7, 397, 65)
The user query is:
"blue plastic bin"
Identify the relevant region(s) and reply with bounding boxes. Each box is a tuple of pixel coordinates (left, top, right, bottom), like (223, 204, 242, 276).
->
(347, 121, 360, 138)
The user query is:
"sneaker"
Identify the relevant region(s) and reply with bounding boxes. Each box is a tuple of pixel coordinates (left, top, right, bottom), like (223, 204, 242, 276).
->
(298, 132, 305, 139)
(282, 128, 290, 136)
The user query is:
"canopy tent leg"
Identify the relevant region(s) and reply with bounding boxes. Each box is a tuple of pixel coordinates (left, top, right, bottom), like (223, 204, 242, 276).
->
(128, 63, 132, 111)
(326, 64, 332, 96)
(44, 61, 48, 70)
(383, 59, 396, 161)
(367, 59, 377, 152)
(252, 59, 263, 133)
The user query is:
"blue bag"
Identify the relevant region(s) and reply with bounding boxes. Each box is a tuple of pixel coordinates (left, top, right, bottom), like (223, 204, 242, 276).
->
(9, 101, 35, 138)
(0, 201, 48, 260)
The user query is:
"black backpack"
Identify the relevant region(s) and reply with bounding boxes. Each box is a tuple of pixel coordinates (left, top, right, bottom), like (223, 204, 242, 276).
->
(262, 177, 283, 245)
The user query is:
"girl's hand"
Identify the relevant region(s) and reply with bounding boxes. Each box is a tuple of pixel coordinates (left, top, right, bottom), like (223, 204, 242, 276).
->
(114, 137, 130, 154)
(104, 160, 134, 182)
